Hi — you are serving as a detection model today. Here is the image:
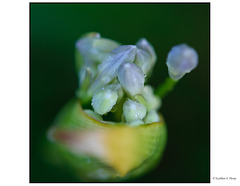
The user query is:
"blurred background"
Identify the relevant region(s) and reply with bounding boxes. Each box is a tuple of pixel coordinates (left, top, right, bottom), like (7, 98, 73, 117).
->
(30, 3, 210, 183)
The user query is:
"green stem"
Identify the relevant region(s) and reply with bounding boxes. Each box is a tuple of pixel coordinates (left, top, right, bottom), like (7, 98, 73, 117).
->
(155, 77, 178, 98)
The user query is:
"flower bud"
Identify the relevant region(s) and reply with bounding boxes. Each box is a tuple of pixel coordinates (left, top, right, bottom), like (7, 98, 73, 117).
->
(76, 67, 94, 103)
(78, 67, 93, 87)
(118, 63, 145, 97)
(134, 49, 152, 75)
(75, 32, 120, 80)
(91, 88, 118, 115)
(98, 45, 137, 74)
(128, 120, 144, 127)
(76, 32, 120, 66)
(123, 99, 146, 123)
(166, 44, 198, 80)
(144, 110, 160, 124)
(141, 85, 161, 110)
(104, 83, 124, 102)
(89, 45, 137, 94)
(84, 109, 103, 121)
(136, 38, 157, 75)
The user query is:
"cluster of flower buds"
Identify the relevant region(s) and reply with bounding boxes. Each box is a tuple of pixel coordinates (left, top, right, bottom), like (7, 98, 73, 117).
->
(76, 32, 198, 126)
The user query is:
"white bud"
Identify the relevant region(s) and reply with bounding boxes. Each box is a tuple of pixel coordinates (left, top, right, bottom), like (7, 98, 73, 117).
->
(75, 32, 120, 83)
(134, 49, 152, 75)
(118, 63, 145, 97)
(166, 44, 198, 80)
(136, 38, 157, 75)
(75, 33, 120, 65)
(123, 99, 146, 123)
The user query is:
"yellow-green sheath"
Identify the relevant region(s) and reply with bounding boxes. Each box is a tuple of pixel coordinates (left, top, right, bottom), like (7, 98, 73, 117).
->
(47, 99, 167, 182)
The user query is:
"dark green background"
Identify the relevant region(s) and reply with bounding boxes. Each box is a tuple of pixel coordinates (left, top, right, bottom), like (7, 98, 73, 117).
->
(30, 3, 210, 183)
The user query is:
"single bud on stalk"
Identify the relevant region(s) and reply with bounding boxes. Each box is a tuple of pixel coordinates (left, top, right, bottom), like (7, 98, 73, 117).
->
(118, 63, 145, 97)
(166, 44, 198, 80)
(144, 110, 160, 124)
(123, 99, 146, 123)
(91, 88, 118, 115)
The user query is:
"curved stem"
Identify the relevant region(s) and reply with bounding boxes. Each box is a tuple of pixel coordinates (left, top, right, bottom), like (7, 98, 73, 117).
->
(155, 77, 178, 99)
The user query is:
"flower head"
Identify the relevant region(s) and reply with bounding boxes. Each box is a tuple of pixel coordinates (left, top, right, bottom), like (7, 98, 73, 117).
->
(47, 32, 200, 182)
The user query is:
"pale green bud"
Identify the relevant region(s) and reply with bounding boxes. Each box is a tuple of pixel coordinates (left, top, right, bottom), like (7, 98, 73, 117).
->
(91, 88, 118, 115)
(78, 67, 93, 87)
(128, 120, 144, 127)
(117, 63, 145, 97)
(123, 99, 146, 123)
(104, 83, 124, 103)
(136, 38, 157, 75)
(133, 85, 161, 111)
(84, 109, 103, 121)
(76, 67, 94, 103)
(144, 110, 160, 124)
(141, 85, 161, 110)
(89, 45, 137, 94)
(166, 44, 198, 80)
